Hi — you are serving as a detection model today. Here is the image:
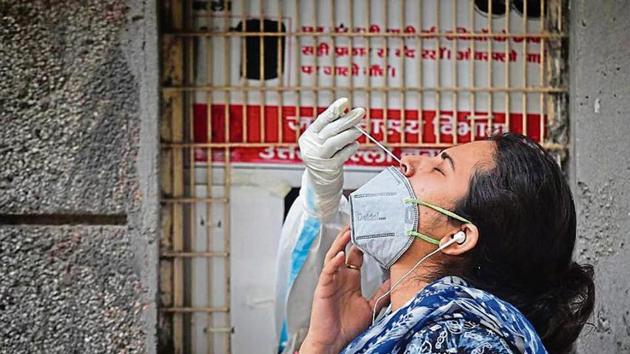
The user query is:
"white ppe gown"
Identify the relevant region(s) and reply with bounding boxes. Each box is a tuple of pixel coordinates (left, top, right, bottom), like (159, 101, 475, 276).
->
(274, 189, 385, 353)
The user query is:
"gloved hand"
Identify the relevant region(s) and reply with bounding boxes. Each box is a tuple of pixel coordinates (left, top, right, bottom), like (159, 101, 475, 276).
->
(298, 98, 365, 219)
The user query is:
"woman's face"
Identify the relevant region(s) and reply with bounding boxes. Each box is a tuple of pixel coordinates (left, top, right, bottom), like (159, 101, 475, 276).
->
(400, 140, 496, 241)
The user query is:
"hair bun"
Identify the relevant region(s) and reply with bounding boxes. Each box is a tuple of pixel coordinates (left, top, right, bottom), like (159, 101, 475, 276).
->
(531, 262, 595, 353)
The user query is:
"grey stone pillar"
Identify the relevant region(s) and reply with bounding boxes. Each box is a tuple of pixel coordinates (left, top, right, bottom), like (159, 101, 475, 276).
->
(570, 0, 630, 352)
(0, 0, 159, 352)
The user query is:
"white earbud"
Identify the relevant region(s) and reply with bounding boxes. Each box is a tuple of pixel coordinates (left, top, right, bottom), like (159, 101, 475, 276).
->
(438, 231, 466, 251)
(453, 231, 466, 244)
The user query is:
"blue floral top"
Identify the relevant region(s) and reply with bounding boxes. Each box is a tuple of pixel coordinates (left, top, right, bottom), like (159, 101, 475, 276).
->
(341, 276, 547, 354)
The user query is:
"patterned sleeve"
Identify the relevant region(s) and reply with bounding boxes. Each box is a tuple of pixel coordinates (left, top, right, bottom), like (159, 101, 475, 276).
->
(403, 319, 515, 354)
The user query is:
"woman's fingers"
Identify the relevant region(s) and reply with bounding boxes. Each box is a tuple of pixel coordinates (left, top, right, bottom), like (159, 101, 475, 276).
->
(345, 244, 363, 269)
(323, 251, 346, 276)
(367, 279, 392, 314)
(317, 250, 346, 292)
(325, 226, 351, 264)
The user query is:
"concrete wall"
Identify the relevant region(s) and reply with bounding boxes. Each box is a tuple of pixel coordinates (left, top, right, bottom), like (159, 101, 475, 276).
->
(570, 0, 630, 352)
(0, 0, 159, 353)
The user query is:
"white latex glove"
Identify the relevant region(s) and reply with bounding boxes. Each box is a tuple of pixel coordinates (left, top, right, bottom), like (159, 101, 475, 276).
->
(298, 98, 365, 219)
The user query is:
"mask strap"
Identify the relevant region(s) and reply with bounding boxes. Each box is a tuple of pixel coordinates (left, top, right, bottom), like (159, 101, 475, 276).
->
(403, 198, 472, 224)
(406, 230, 440, 245)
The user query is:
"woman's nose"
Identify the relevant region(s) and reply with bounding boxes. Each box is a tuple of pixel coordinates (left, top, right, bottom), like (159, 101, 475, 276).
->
(401, 154, 434, 177)
(400, 155, 417, 177)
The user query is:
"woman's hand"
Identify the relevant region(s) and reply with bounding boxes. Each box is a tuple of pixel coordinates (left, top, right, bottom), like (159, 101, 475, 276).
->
(300, 227, 391, 354)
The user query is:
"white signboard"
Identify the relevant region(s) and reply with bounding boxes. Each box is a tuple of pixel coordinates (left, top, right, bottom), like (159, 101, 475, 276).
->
(190, 0, 546, 167)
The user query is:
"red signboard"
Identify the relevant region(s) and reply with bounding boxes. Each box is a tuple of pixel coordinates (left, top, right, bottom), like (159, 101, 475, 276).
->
(193, 104, 544, 167)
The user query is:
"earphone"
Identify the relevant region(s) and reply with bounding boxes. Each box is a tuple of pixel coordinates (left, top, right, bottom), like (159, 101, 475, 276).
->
(438, 231, 466, 250)
(371, 230, 467, 324)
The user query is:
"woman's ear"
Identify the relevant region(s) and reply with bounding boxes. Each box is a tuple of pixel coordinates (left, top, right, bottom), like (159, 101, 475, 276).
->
(439, 223, 479, 255)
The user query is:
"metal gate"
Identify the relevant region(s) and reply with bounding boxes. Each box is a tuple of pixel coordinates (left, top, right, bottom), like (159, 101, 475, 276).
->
(159, 0, 568, 352)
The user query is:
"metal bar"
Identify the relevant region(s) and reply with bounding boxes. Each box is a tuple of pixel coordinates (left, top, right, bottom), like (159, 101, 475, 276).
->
(259, 0, 266, 143)
(223, 145, 232, 352)
(204, 5, 215, 354)
(522, 0, 528, 136)
(224, 8, 231, 147)
(487, 0, 494, 139)
(400, 0, 407, 145)
(222, 3, 232, 352)
(313, 0, 320, 128)
(163, 31, 566, 39)
(277, 1, 284, 144)
(451, 0, 458, 145)
(207, 327, 233, 333)
(505, 0, 511, 136)
(168, 0, 185, 351)
(295, 0, 303, 143)
(469, 0, 477, 141)
(162, 251, 230, 258)
(418, 0, 424, 144)
(163, 141, 451, 148)
(161, 141, 567, 151)
(162, 307, 230, 313)
(159, 0, 180, 346)
(540, 0, 546, 144)
(162, 84, 568, 93)
(349, 0, 354, 112)
(383, 0, 389, 145)
(172, 68, 186, 354)
(162, 197, 229, 203)
(435, 0, 441, 144)
(366, 0, 372, 139)
(185, 3, 197, 351)
(331, 0, 337, 104)
(241, 3, 249, 142)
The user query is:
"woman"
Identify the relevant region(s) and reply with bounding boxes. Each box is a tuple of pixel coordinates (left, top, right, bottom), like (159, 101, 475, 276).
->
(299, 133, 595, 353)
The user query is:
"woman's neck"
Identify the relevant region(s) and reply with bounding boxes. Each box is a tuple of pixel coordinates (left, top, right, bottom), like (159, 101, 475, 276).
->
(388, 258, 438, 310)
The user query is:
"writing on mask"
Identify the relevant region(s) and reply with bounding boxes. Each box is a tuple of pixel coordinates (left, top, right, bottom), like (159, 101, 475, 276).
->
(356, 211, 387, 222)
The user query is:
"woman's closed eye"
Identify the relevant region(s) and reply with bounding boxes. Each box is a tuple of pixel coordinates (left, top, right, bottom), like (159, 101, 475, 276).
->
(433, 167, 445, 175)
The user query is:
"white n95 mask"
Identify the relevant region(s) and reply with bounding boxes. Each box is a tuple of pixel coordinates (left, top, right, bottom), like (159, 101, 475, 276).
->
(349, 166, 472, 269)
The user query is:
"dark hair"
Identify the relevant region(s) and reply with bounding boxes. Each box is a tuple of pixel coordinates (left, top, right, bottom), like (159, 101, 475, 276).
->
(442, 133, 595, 353)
